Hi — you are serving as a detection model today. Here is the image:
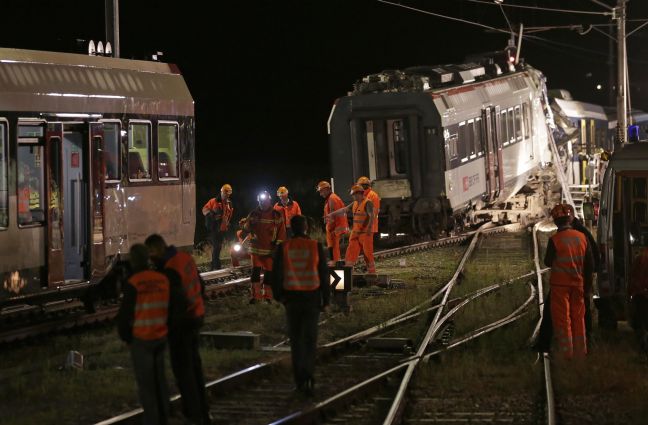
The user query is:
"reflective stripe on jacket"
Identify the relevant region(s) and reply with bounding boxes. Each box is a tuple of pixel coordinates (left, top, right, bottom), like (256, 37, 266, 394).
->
(549, 229, 587, 287)
(352, 199, 370, 233)
(282, 238, 320, 291)
(165, 251, 205, 318)
(365, 189, 380, 233)
(128, 270, 170, 340)
(324, 193, 349, 236)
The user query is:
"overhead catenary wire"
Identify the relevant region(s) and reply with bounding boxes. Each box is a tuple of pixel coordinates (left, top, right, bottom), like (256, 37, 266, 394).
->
(465, 0, 611, 16)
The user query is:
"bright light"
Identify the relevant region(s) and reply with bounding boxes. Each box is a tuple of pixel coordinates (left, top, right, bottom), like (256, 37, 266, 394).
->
(596, 84, 602, 90)
(259, 193, 267, 200)
(233, 244, 242, 252)
(630, 233, 636, 244)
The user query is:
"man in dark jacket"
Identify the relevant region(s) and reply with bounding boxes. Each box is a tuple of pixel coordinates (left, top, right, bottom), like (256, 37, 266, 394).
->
(117, 244, 186, 425)
(146, 234, 210, 425)
(272, 215, 330, 396)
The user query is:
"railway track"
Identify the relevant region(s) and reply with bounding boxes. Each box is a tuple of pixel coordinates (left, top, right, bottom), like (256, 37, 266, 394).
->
(0, 223, 522, 344)
(96, 222, 548, 425)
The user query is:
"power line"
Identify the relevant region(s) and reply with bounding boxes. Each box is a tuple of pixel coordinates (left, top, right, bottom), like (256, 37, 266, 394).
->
(465, 0, 611, 16)
(376, 0, 510, 35)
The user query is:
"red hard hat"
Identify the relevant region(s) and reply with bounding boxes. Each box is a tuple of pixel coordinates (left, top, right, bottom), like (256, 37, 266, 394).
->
(550, 204, 572, 220)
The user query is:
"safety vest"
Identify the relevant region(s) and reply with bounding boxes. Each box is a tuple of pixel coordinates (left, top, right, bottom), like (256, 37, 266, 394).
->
(365, 189, 380, 233)
(18, 187, 30, 214)
(165, 251, 205, 318)
(128, 270, 170, 340)
(324, 193, 349, 236)
(549, 229, 587, 287)
(274, 200, 301, 228)
(352, 199, 371, 233)
(282, 238, 320, 291)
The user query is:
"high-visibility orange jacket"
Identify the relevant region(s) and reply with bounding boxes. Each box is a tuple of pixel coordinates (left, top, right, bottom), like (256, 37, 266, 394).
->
(245, 207, 286, 256)
(165, 251, 205, 319)
(128, 270, 170, 340)
(352, 199, 372, 234)
(545, 228, 588, 287)
(203, 197, 234, 232)
(274, 199, 302, 228)
(281, 238, 321, 291)
(324, 193, 349, 236)
(364, 188, 380, 233)
(18, 186, 30, 215)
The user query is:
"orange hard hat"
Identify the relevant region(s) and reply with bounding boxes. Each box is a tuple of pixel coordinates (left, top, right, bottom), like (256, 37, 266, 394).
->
(221, 184, 233, 195)
(316, 181, 331, 192)
(357, 176, 371, 185)
(550, 204, 572, 220)
(350, 184, 364, 195)
(277, 186, 289, 196)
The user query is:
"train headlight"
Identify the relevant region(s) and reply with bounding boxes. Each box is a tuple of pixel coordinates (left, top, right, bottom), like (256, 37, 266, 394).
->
(233, 243, 242, 252)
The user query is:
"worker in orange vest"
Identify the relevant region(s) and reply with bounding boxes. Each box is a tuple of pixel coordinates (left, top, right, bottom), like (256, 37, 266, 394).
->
(344, 185, 376, 273)
(145, 234, 210, 425)
(357, 176, 380, 240)
(274, 186, 302, 238)
(117, 244, 186, 425)
(245, 190, 286, 303)
(316, 180, 349, 265)
(544, 204, 594, 359)
(202, 184, 234, 270)
(272, 215, 330, 396)
(230, 218, 250, 267)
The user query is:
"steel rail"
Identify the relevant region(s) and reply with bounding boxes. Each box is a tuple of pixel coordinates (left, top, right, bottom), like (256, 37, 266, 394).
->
(533, 220, 556, 425)
(382, 222, 493, 425)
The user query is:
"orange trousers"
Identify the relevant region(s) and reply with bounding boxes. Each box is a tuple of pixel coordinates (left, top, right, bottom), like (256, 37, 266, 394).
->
(326, 231, 346, 263)
(251, 254, 273, 300)
(345, 232, 375, 273)
(550, 285, 587, 359)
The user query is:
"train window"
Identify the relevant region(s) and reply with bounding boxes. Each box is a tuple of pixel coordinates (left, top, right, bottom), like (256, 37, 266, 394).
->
(522, 103, 531, 139)
(158, 122, 179, 179)
(0, 121, 7, 229)
(514, 106, 522, 141)
(17, 125, 46, 226)
(389, 119, 408, 175)
(444, 125, 458, 166)
(103, 122, 121, 182)
(500, 110, 508, 145)
(507, 108, 515, 144)
(128, 122, 151, 181)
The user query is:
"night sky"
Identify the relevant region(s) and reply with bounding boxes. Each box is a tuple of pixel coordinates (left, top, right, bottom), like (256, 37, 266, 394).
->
(2, 0, 648, 240)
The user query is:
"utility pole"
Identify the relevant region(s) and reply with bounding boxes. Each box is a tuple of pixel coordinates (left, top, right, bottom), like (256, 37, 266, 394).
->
(615, 0, 627, 146)
(105, 0, 120, 58)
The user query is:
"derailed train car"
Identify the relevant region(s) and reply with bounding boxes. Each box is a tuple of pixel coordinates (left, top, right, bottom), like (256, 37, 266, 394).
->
(328, 54, 552, 235)
(0, 48, 195, 307)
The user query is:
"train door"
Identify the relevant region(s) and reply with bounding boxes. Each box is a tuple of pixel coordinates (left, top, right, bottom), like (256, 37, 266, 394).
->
(482, 107, 497, 201)
(46, 123, 64, 286)
(62, 126, 87, 281)
(89, 123, 106, 278)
